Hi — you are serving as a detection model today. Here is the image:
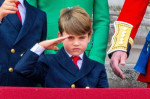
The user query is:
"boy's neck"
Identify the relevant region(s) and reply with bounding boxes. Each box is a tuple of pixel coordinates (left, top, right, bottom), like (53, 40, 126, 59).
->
(64, 49, 84, 60)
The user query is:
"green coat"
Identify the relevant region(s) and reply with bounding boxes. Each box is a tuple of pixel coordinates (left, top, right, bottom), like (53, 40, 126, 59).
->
(27, 0, 110, 64)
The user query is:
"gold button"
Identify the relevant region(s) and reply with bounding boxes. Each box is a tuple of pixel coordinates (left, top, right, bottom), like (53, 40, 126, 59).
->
(119, 41, 123, 44)
(11, 49, 15, 53)
(123, 27, 127, 30)
(9, 67, 13, 72)
(85, 86, 90, 89)
(122, 31, 126, 34)
(120, 38, 124, 41)
(71, 84, 75, 88)
(121, 34, 125, 37)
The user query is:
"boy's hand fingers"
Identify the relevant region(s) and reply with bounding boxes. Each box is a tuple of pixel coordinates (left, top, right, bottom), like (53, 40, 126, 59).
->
(49, 36, 69, 45)
(46, 46, 58, 50)
(48, 36, 68, 45)
(39, 36, 69, 49)
(54, 36, 69, 43)
(51, 36, 69, 45)
(53, 46, 59, 51)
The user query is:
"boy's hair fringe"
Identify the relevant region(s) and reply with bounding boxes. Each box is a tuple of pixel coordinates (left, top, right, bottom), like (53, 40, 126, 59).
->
(59, 6, 91, 35)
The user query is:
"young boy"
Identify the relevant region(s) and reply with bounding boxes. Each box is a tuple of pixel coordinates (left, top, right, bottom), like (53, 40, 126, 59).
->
(0, 0, 46, 86)
(15, 7, 108, 88)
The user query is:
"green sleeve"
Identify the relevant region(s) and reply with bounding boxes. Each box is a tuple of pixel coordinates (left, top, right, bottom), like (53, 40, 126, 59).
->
(89, 0, 110, 64)
(26, 0, 38, 7)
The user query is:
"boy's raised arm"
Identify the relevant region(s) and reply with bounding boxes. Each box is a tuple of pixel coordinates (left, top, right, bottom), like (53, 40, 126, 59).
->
(14, 36, 68, 83)
(39, 36, 69, 50)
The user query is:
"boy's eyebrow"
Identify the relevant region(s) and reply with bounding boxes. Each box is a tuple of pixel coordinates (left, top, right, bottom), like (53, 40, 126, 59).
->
(79, 35, 87, 37)
(68, 35, 74, 38)
(68, 35, 73, 37)
(67, 35, 87, 38)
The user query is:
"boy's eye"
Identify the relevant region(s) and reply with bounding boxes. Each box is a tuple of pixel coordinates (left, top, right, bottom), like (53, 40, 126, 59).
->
(80, 36, 86, 39)
(68, 36, 74, 40)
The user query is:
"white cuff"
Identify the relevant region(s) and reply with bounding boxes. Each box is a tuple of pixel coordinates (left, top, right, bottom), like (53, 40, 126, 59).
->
(0, 20, 1, 24)
(30, 43, 45, 55)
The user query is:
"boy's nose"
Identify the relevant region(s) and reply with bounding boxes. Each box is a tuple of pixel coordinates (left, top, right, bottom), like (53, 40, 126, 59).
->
(73, 40, 80, 45)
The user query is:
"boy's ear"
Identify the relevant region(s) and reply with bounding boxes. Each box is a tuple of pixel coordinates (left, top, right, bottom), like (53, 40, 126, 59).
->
(58, 32, 62, 38)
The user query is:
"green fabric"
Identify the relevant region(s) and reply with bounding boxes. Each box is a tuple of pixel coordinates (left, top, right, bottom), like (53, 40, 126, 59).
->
(27, 0, 110, 64)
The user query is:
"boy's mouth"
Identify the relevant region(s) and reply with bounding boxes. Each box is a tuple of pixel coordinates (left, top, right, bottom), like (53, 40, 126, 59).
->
(72, 48, 80, 51)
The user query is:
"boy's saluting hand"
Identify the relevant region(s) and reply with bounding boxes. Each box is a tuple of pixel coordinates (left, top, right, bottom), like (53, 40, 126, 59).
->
(0, 0, 18, 21)
(39, 36, 69, 51)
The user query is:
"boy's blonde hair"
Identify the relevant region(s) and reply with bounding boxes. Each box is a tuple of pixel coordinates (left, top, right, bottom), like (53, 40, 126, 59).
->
(59, 6, 91, 35)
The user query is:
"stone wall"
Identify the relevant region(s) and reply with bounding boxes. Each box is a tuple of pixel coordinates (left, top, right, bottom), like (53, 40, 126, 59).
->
(106, 0, 150, 88)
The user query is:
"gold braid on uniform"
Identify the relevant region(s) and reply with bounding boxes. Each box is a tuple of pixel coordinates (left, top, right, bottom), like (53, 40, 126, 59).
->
(107, 21, 133, 55)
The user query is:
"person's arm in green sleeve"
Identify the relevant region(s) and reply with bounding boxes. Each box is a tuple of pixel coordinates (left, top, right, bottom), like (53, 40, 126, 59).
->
(89, 0, 110, 64)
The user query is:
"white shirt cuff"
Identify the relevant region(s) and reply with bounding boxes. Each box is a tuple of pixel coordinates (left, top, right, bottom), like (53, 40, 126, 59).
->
(30, 43, 45, 55)
(0, 20, 1, 24)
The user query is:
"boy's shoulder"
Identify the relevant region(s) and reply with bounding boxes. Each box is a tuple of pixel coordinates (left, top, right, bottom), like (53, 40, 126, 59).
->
(88, 57, 104, 67)
(82, 55, 106, 73)
(83, 53, 105, 68)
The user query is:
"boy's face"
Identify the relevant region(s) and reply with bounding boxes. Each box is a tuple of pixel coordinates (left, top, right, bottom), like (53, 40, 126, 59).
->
(58, 32, 91, 56)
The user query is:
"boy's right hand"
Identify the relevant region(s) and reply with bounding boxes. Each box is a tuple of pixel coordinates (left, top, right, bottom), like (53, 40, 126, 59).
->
(0, 0, 18, 21)
(39, 36, 69, 50)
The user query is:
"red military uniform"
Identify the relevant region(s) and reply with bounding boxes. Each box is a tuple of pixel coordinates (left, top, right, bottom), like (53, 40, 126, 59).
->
(108, 0, 150, 87)
(117, 0, 149, 40)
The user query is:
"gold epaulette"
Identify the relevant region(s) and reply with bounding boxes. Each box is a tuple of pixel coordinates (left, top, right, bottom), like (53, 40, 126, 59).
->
(107, 21, 133, 54)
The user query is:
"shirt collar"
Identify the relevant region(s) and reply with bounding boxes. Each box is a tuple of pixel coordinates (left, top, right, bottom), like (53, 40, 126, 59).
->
(18, 0, 25, 8)
(64, 49, 84, 60)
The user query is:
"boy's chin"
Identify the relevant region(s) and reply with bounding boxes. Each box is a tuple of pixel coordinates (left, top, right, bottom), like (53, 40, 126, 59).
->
(71, 52, 83, 56)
